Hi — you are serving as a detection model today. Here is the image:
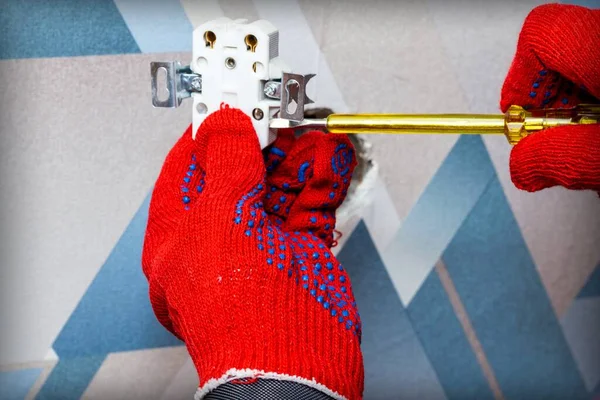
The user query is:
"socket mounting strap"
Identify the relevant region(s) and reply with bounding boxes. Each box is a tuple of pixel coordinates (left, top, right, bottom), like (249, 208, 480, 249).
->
(151, 61, 202, 108)
(279, 72, 315, 122)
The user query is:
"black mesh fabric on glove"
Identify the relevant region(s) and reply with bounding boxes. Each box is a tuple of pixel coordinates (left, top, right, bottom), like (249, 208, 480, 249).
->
(203, 379, 336, 400)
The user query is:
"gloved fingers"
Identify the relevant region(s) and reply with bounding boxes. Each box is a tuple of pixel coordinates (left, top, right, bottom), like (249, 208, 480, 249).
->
(263, 132, 322, 222)
(265, 128, 297, 173)
(143, 109, 269, 340)
(284, 133, 357, 246)
(193, 105, 266, 195)
(191, 105, 265, 223)
(262, 128, 296, 223)
(500, 4, 600, 112)
(143, 125, 205, 271)
(510, 124, 600, 192)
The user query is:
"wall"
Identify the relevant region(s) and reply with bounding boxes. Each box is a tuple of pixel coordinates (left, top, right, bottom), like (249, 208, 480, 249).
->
(0, 0, 598, 399)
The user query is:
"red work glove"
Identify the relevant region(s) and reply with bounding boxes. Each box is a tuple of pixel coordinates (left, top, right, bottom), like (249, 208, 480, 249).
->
(501, 4, 600, 193)
(142, 106, 364, 399)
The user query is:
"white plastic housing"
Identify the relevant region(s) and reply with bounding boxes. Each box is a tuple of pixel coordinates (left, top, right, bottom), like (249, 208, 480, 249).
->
(191, 18, 290, 149)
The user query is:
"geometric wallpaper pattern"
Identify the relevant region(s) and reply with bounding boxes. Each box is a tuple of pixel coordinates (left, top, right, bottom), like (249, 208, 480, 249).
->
(1, 0, 599, 399)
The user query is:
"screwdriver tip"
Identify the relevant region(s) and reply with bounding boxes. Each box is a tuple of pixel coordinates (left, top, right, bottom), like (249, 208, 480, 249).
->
(269, 118, 327, 130)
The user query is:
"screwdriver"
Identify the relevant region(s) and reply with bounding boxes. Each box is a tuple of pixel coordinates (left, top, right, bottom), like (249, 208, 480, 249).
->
(269, 104, 600, 145)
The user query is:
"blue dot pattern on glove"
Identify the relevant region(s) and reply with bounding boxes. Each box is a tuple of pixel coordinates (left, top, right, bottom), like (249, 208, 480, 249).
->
(233, 180, 361, 339)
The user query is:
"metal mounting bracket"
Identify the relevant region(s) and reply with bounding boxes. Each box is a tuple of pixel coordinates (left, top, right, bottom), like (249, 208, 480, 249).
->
(151, 61, 202, 108)
(279, 72, 315, 122)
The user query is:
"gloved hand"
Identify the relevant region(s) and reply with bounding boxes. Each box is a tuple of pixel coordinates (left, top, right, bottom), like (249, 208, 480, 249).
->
(142, 106, 364, 399)
(501, 4, 600, 193)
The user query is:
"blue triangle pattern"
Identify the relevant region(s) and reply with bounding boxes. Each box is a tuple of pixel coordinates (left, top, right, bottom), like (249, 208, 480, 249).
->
(440, 174, 588, 399)
(52, 191, 182, 359)
(578, 264, 600, 299)
(337, 221, 447, 400)
(0, 0, 140, 59)
(0, 368, 43, 400)
(37, 191, 181, 399)
(407, 135, 589, 399)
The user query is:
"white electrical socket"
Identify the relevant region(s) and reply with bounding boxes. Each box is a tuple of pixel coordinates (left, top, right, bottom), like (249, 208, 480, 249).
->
(190, 18, 291, 149)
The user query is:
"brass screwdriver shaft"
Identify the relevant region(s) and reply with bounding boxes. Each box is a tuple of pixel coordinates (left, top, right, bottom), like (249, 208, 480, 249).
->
(327, 114, 505, 135)
(326, 105, 600, 145)
(271, 104, 600, 145)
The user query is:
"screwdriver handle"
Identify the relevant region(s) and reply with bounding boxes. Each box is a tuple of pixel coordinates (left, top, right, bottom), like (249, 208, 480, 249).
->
(504, 104, 600, 144)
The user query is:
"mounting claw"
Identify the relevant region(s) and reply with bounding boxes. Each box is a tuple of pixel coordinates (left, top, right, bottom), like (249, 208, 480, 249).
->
(151, 61, 201, 108)
(279, 72, 315, 122)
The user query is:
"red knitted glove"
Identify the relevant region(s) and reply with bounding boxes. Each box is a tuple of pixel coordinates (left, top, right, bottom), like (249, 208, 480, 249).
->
(142, 106, 364, 399)
(500, 4, 600, 193)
